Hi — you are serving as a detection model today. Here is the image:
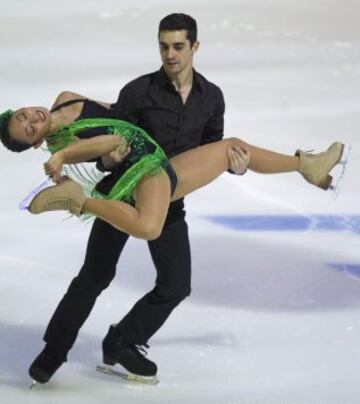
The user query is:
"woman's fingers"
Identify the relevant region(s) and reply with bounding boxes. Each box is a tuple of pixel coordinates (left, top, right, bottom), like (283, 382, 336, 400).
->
(109, 144, 131, 163)
(44, 160, 60, 180)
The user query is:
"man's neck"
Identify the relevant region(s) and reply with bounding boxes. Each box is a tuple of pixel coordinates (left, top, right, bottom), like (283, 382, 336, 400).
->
(166, 66, 194, 92)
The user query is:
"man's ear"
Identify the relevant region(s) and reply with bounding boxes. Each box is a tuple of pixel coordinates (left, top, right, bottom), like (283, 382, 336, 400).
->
(191, 41, 200, 54)
(32, 139, 44, 149)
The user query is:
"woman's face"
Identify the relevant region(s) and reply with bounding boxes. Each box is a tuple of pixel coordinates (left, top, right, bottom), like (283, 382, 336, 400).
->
(8, 106, 51, 148)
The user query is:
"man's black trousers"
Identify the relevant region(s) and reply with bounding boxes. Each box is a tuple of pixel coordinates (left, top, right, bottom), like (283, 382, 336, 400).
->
(43, 214, 192, 353)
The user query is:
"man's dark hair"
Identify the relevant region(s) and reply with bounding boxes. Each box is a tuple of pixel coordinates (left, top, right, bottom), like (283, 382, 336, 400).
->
(0, 114, 32, 153)
(158, 13, 197, 46)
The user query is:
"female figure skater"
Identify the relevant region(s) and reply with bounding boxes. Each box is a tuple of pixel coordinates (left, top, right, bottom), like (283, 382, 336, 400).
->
(0, 95, 346, 241)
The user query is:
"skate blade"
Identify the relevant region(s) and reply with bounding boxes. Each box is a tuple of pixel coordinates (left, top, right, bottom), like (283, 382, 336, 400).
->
(330, 143, 352, 200)
(19, 178, 52, 210)
(29, 380, 38, 390)
(96, 365, 159, 385)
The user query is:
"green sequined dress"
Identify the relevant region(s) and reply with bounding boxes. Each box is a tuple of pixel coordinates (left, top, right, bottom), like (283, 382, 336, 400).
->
(45, 118, 169, 204)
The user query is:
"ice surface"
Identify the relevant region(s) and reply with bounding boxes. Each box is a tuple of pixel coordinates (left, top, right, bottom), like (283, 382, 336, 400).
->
(1, 1, 360, 403)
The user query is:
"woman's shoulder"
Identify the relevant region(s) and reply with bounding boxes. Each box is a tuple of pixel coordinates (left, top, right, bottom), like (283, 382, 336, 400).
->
(51, 91, 86, 109)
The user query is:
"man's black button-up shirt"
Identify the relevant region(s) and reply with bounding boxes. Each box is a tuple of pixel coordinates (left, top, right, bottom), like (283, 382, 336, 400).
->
(111, 67, 225, 158)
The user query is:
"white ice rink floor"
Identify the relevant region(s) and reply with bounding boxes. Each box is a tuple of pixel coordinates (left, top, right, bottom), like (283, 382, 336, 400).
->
(1, 1, 360, 403)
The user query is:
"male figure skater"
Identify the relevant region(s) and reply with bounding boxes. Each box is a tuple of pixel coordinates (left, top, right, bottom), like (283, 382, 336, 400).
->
(29, 13, 245, 384)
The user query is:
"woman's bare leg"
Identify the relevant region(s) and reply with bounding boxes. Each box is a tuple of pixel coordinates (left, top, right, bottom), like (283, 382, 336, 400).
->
(239, 138, 299, 173)
(170, 137, 299, 201)
(30, 137, 341, 230)
(82, 170, 171, 240)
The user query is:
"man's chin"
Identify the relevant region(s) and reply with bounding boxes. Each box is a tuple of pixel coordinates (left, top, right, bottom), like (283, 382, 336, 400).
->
(164, 65, 181, 75)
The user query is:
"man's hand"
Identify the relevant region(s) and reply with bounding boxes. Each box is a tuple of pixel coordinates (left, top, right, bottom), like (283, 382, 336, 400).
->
(44, 151, 65, 183)
(227, 146, 251, 175)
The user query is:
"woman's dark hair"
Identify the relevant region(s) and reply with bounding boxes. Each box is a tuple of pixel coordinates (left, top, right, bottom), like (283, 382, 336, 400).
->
(0, 110, 32, 152)
(158, 13, 197, 46)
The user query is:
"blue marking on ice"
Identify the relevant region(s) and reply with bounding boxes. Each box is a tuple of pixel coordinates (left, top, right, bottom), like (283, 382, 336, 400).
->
(327, 263, 360, 278)
(205, 215, 360, 234)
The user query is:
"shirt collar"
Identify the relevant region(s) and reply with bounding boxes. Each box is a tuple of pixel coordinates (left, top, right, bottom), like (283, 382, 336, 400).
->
(153, 67, 205, 93)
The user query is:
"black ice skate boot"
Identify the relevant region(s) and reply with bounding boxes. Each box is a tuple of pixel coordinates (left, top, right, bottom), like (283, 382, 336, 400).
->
(28, 345, 67, 385)
(100, 325, 158, 384)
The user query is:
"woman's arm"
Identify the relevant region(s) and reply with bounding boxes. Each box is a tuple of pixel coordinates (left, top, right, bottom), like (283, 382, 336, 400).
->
(61, 135, 123, 164)
(52, 91, 112, 110)
(100, 143, 131, 170)
(44, 135, 123, 179)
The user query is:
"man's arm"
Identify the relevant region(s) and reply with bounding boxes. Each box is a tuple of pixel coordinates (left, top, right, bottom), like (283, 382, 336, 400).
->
(201, 87, 248, 175)
(97, 84, 140, 172)
(200, 87, 225, 145)
(111, 83, 140, 124)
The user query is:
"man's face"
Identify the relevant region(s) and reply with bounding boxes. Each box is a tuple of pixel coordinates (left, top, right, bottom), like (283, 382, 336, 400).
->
(159, 30, 198, 76)
(8, 106, 51, 148)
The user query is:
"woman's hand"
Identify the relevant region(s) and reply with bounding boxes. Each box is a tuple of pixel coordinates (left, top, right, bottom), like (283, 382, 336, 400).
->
(227, 146, 251, 175)
(44, 151, 65, 183)
(101, 137, 131, 169)
(108, 137, 131, 163)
